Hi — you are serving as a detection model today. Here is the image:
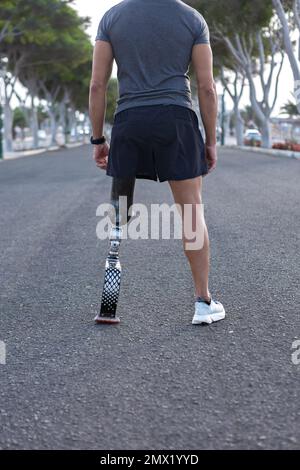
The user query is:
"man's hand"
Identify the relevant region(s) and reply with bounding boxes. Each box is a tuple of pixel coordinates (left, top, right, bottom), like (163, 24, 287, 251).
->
(205, 144, 218, 173)
(93, 142, 110, 170)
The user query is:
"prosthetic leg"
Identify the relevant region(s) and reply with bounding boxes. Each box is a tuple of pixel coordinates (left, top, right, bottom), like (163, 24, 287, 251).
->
(94, 177, 136, 324)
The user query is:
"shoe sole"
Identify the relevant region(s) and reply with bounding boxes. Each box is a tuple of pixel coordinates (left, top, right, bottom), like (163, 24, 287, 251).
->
(94, 314, 121, 324)
(192, 310, 226, 325)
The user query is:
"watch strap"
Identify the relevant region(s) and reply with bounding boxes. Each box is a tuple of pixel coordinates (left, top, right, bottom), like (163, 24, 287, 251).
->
(90, 135, 106, 145)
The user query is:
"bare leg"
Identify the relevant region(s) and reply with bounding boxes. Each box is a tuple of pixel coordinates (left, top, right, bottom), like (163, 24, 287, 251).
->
(168, 176, 210, 302)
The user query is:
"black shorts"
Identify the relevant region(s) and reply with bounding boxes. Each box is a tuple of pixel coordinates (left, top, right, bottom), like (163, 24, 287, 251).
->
(106, 104, 208, 182)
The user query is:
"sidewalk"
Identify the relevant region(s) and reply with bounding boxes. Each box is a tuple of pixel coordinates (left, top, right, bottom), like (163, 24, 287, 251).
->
(224, 144, 300, 160)
(3, 141, 299, 162)
(0, 141, 88, 162)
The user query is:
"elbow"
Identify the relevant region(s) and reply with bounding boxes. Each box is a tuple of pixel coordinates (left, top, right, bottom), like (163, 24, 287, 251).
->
(197, 81, 216, 96)
(89, 81, 107, 94)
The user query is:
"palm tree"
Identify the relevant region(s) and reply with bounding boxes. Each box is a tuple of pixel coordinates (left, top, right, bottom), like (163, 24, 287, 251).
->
(280, 100, 299, 117)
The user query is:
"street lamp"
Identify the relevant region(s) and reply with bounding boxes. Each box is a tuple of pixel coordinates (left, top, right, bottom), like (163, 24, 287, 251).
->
(0, 57, 8, 159)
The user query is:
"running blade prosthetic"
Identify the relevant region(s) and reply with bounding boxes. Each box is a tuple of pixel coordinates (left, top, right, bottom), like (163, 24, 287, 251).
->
(94, 226, 122, 324)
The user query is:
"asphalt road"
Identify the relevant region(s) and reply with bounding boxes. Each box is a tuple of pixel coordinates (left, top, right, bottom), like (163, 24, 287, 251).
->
(0, 145, 299, 450)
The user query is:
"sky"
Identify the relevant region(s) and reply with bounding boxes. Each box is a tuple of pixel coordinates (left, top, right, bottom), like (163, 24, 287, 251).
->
(74, 0, 296, 116)
(74, 0, 121, 77)
(74, 0, 121, 42)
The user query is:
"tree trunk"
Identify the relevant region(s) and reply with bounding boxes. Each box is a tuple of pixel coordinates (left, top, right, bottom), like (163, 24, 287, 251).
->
(273, 0, 300, 82)
(70, 107, 77, 141)
(74, 117, 79, 141)
(59, 101, 66, 146)
(247, 73, 272, 148)
(49, 109, 57, 147)
(81, 120, 85, 142)
(261, 120, 271, 148)
(4, 99, 13, 153)
(235, 106, 244, 146)
(30, 95, 39, 149)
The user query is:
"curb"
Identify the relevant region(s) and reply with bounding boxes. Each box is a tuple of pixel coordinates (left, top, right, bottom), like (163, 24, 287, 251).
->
(224, 145, 300, 160)
(0, 142, 88, 162)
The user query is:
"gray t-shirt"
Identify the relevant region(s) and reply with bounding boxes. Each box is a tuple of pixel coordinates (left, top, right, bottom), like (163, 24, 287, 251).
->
(95, 0, 210, 114)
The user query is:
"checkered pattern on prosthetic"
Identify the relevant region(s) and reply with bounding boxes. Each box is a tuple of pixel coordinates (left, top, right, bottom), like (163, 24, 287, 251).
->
(100, 267, 121, 316)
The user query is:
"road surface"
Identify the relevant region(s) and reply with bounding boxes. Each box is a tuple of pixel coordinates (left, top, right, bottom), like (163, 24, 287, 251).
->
(0, 145, 299, 449)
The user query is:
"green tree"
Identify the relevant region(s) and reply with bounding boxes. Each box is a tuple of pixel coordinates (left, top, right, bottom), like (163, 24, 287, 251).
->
(37, 104, 48, 128)
(241, 105, 261, 129)
(12, 106, 27, 139)
(186, 1, 281, 148)
(13, 107, 26, 127)
(280, 99, 299, 116)
(0, 0, 91, 149)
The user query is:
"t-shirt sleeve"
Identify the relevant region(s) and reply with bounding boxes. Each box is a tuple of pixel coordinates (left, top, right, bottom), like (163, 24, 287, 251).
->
(95, 12, 110, 43)
(193, 12, 210, 45)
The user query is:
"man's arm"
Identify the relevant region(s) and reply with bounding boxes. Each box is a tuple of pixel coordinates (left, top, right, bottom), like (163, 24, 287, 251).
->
(89, 40, 114, 169)
(192, 44, 218, 172)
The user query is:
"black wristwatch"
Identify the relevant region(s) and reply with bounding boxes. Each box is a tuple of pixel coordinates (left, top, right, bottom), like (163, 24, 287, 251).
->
(90, 135, 106, 145)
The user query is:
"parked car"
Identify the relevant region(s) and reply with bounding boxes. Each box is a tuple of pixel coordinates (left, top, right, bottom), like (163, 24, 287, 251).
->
(77, 125, 90, 135)
(38, 129, 47, 141)
(244, 129, 262, 147)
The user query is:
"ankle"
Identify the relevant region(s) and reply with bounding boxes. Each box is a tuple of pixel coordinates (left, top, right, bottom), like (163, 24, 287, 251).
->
(195, 292, 211, 303)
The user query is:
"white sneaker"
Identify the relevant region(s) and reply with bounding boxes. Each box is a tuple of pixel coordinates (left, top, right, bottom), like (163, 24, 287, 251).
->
(192, 298, 226, 325)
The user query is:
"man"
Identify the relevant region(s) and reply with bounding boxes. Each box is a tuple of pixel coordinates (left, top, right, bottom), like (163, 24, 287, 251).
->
(89, 0, 225, 324)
